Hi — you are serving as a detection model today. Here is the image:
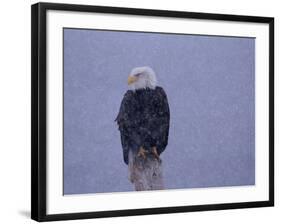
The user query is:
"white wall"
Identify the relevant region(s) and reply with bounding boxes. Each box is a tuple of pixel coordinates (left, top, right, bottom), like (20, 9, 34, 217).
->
(0, 0, 279, 223)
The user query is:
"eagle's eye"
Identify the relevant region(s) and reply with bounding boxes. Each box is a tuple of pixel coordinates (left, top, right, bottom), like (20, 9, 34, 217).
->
(135, 73, 142, 77)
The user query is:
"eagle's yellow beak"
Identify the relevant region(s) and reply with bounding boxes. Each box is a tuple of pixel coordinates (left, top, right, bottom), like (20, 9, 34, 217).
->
(127, 76, 137, 85)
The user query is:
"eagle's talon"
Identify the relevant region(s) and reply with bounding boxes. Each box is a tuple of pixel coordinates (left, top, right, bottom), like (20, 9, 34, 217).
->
(137, 147, 147, 159)
(152, 146, 161, 162)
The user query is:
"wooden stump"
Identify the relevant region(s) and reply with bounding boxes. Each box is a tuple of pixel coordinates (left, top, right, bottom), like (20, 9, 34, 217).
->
(128, 150, 164, 191)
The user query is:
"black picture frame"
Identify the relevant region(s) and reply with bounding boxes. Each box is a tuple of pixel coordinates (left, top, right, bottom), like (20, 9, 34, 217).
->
(31, 2, 274, 222)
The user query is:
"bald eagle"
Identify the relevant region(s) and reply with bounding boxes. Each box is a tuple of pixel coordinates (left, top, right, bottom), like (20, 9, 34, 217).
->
(115, 67, 170, 165)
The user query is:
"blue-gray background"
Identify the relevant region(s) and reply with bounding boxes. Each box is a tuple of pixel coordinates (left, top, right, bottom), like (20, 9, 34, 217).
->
(63, 28, 255, 195)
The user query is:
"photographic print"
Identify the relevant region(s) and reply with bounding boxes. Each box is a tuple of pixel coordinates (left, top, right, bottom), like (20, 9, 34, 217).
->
(63, 28, 255, 194)
(31, 3, 274, 221)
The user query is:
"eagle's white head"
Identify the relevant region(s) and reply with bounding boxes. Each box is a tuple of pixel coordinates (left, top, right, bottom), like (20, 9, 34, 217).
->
(127, 66, 157, 90)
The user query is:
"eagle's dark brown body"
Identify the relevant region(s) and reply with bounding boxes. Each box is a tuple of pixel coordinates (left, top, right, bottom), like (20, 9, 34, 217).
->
(116, 86, 170, 164)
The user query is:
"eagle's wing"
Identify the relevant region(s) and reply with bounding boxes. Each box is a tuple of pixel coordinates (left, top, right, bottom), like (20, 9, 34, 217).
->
(150, 87, 170, 155)
(116, 90, 140, 164)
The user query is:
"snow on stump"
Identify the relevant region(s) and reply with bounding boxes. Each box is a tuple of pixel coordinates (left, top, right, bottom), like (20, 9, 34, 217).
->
(128, 150, 164, 191)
